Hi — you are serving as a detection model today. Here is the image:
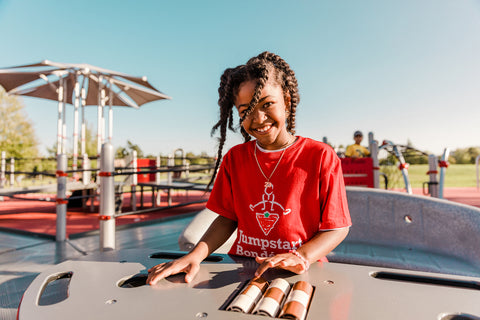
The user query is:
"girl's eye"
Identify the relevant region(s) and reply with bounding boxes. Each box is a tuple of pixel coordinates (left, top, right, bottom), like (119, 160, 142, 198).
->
(263, 102, 272, 109)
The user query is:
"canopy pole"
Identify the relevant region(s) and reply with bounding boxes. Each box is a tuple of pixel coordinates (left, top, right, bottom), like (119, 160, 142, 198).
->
(97, 76, 103, 157)
(72, 76, 80, 178)
(80, 77, 87, 157)
(57, 78, 64, 155)
(62, 78, 68, 155)
(108, 80, 114, 142)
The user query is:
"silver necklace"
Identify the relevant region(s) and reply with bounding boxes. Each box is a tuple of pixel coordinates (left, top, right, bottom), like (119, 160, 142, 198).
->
(253, 137, 295, 188)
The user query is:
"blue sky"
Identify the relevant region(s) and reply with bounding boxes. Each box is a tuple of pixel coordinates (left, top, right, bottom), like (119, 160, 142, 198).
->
(0, 0, 479, 156)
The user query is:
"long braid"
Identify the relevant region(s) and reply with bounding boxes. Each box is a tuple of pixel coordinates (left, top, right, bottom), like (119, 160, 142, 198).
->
(208, 51, 300, 188)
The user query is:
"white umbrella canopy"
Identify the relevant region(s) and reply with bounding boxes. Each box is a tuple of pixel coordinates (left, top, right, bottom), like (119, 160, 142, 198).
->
(0, 60, 171, 165)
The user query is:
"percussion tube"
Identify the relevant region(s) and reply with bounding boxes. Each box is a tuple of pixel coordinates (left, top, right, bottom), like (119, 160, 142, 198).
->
(227, 277, 267, 313)
(253, 278, 290, 317)
(279, 281, 314, 320)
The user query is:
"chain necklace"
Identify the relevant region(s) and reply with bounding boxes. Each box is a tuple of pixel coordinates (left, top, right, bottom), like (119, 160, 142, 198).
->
(253, 136, 295, 189)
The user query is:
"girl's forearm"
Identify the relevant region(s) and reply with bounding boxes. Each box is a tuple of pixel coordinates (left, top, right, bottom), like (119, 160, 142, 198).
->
(296, 228, 349, 264)
(190, 215, 237, 260)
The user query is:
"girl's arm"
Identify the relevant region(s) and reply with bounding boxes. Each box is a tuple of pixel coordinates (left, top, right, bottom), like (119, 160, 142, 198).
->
(147, 215, 237, 285)
(254, 227, 349, 277)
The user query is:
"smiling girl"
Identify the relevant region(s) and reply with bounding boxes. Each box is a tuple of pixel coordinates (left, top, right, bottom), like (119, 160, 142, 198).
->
(147, 52, 351, 285)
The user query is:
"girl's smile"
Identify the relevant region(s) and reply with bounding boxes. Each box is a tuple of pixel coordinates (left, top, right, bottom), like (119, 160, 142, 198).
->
(235, 80, 292, 150)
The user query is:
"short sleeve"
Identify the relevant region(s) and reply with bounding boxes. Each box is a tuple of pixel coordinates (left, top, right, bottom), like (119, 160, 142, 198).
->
(206, 153, 238, 222)
(318, 150, 352, 230)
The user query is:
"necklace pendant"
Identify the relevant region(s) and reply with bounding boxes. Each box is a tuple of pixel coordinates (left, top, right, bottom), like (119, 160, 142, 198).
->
(264, 181, 273, 188)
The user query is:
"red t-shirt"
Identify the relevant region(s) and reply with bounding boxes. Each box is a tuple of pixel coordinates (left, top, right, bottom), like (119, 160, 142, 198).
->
(206, 136, 351, 259)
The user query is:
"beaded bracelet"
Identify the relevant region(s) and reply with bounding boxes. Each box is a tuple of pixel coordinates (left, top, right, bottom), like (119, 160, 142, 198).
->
(288, 249, 310, 270)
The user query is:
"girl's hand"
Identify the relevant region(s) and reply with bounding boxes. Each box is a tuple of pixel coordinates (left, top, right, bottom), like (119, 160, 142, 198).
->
(147, 255, 201, 285)
(254, 252, 308, 278)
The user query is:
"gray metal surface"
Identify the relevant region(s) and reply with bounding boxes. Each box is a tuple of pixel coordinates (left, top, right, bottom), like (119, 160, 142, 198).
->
(0, 215, 194, 320)
(17, 249, 480, 320)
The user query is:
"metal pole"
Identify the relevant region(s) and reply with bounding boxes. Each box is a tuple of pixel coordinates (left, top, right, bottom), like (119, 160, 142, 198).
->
(0, 151, 5, 188)
(155, 155, 161, 206)
(167, 154, 174, 206)
(108, 80, 113, 142)
(392, 145, 412, 194)
(72, 78, 80, 179)
(57, 80, 64, 155)
(10, 157, 14, 187)
(62, 78, 68, 155)
(101, 88, 106, 147)
(167, 154, 173, 185)
(97, 76, 103, 157)
(99, 142, 115, 251)
(438, 148, 450, 199)
(56, 154, 67, 242)
(371, 142, 380, 189)
(427, 154, 439, 198)
(80, 83, 87, 157)
(131, 150, 137, 211)
(476, 155, 480, 191)
(368, 132, 380, 189)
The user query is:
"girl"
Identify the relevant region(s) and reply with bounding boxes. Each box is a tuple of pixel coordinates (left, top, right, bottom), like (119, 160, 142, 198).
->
(147, 51, 351, 285)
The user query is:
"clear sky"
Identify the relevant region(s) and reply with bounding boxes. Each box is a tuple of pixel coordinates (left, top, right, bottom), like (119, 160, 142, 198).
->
(0, 0, 479, 157)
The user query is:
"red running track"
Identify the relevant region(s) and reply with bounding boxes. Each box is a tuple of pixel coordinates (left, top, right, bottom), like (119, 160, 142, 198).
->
(0, 189, 208, 237)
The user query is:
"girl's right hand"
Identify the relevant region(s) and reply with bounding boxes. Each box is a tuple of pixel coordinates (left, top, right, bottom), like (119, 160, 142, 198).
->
(147, 255, 201, 285)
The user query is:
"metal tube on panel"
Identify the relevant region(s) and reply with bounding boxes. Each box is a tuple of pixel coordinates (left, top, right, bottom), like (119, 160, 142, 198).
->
(99, 142, 115, 251)
(56, 154, 68, 242)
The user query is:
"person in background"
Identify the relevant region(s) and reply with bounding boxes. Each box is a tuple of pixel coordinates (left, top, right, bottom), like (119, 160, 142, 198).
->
(345, 131, 370, 158)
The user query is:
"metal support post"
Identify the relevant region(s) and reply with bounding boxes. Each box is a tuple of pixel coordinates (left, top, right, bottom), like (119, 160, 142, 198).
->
(155, 155, 161, 206)
(131, 150, 137, 211)
(368, 132, 380, 189)
(10, 157, 14, 187)
(99, 142, 115, 251)
(0, 151, 5, 188)
(56, 154, 68, 242)
(427, 155, 439, 198)
(438, 148, 450, 199)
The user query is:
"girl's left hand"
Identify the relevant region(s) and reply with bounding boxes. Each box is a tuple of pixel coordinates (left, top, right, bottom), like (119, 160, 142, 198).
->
(254, 252, 307, 278)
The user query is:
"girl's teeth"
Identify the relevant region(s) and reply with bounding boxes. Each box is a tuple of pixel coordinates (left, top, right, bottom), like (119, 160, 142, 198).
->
(257, 125, 271, 132)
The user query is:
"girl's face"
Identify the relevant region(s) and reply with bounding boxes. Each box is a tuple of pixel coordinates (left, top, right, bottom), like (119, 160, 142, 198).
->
(235, 80, 291, 150)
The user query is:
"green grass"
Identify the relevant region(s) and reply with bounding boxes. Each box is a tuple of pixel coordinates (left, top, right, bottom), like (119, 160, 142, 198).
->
(382, 164, 477, 189)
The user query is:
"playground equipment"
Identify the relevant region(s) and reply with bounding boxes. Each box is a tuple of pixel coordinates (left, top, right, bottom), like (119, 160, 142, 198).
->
(0, 145, 215, 248)
(333, 132, 449, 198)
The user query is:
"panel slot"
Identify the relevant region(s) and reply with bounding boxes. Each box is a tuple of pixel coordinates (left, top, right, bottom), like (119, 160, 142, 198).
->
(38, 272, 73, 306)
(371, 271, 480, 290)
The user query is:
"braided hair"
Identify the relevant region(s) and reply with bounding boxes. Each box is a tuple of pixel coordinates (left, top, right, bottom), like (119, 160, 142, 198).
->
(208, 51, 300, 188)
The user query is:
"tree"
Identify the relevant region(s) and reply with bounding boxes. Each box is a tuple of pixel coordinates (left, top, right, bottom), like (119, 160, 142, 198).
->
(115, 140, 144, 158)
(450, 147, 480, 164)
(0, 87, 39, 163)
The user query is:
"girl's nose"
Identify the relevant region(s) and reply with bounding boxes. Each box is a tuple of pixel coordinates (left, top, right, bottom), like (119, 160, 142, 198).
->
(251, 108, 267, 122)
